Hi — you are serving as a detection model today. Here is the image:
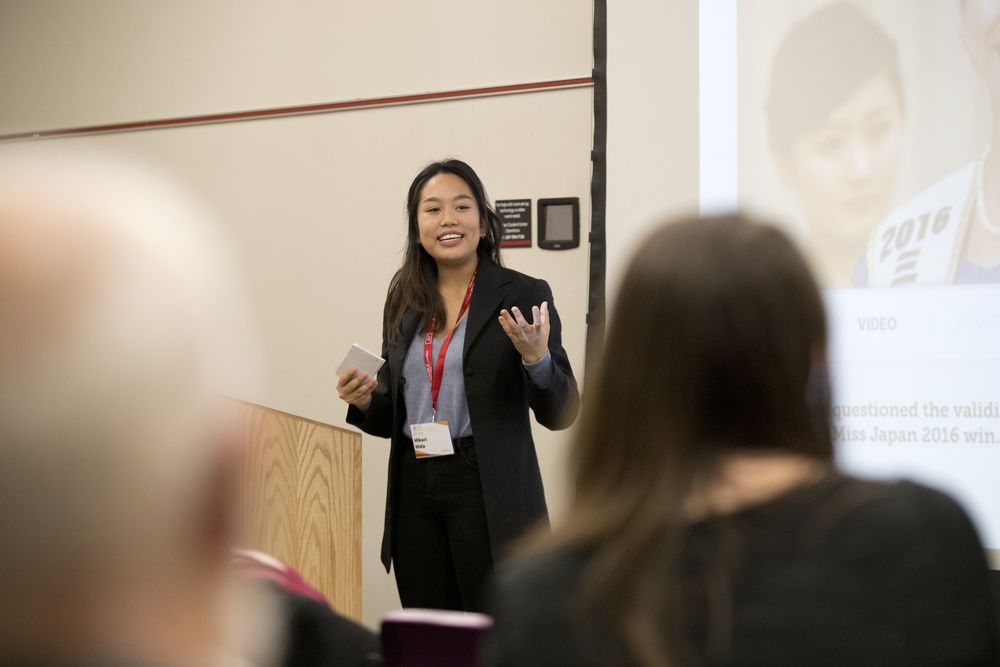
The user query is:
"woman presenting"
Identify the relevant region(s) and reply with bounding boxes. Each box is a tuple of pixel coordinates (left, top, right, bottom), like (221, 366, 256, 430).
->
(337, 159, 579, 612)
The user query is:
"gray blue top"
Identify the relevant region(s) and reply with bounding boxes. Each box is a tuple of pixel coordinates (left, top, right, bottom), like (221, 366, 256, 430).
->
(400, 316, 553, 439)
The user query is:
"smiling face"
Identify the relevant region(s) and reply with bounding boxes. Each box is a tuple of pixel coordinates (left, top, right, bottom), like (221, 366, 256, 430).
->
(416, 172, 484, 269)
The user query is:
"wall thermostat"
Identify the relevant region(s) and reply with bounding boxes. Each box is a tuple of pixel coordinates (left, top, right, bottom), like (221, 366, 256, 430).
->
(537, 197, 580, 250)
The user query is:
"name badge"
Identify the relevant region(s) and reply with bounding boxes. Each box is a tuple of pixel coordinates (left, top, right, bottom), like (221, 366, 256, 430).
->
(410, 421, 454, 458)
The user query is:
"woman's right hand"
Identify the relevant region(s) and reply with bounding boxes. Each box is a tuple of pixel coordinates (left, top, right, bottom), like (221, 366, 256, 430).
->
(337, 368, 378, 410)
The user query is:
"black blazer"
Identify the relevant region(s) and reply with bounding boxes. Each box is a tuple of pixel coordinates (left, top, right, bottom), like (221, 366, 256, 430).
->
(347, 258, 580, 570)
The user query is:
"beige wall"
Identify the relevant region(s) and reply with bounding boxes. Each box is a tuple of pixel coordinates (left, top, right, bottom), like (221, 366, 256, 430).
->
(605, 0, 700, 300)
(0, 1, 593, 627)
(0, 0, 591, 133)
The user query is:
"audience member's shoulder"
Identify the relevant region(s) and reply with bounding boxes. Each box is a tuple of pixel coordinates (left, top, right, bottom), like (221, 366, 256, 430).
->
(825, 475, 986, 561)
(835, 476, 975, 530)
(827, 476, 999, 663)
(282, 590, 382, 667)
(493, 544, 586, 605)
(485, 546, 592, 666)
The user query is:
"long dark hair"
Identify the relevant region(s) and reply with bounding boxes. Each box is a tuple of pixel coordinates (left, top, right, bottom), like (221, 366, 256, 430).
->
(385, 159, 503, 341)
(537, 214, 833, 665)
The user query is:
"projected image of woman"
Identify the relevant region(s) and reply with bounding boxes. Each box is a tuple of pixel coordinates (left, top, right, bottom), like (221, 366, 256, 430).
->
(767, 2, 905, 287)
(336, 159, 579, 612)
(863, 0, 1000, 286)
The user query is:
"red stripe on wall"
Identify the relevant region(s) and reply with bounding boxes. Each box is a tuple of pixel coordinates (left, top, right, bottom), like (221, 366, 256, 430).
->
(0, 76, 594, 142)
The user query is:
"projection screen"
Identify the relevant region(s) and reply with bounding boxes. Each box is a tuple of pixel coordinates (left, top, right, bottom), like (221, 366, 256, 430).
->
(608, 0, 1000, 550)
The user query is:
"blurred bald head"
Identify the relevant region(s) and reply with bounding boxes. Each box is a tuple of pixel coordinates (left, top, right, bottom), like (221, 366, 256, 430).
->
(0, 146, 259, 658)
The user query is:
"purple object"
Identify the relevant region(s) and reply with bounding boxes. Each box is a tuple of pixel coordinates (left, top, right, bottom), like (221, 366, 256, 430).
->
(381, 608, 493, 667)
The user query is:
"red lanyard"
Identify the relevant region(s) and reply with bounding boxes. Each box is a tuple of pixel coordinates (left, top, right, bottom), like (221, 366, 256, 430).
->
(423, 272, 476, 420)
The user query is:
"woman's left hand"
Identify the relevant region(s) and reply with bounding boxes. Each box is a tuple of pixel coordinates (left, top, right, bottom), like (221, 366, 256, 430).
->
(499, 302, 550, 364)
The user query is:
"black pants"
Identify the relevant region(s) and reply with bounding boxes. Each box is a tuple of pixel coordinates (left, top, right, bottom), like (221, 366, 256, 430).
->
(392, 437, 493, 612)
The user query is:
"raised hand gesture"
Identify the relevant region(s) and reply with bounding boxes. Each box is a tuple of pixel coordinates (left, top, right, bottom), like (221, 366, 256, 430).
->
(498, 302, 550, 364)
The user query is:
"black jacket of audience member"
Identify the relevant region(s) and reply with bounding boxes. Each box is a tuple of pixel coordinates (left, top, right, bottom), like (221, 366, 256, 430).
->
(486, 474, 1000, 666)
(275, 585, 383, 667)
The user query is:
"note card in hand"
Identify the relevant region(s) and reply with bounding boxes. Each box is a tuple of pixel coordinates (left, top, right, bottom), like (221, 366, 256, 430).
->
(336, 343, 385, 379)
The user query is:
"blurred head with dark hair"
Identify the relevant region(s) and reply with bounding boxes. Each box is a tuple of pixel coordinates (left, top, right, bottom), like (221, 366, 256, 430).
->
(767, 2, 905, 284)
(571, 214, 831, 530)
(541, 213, 832, 665)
